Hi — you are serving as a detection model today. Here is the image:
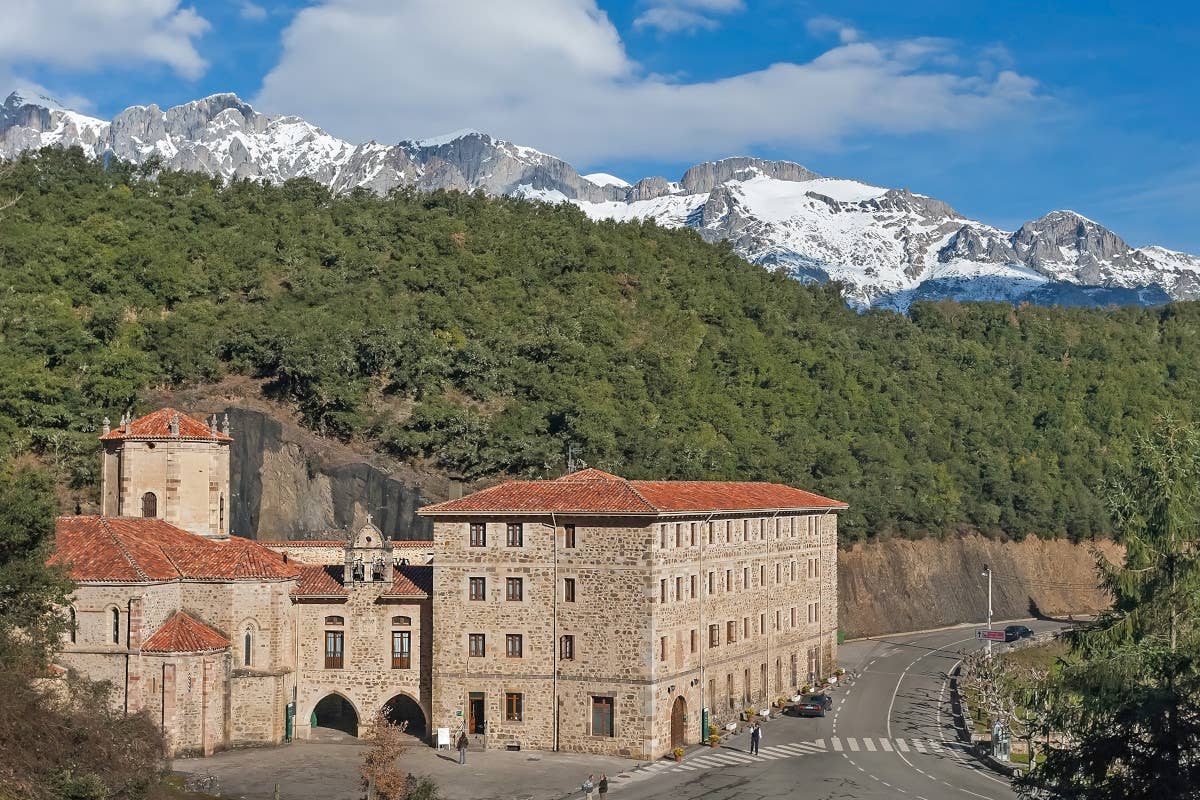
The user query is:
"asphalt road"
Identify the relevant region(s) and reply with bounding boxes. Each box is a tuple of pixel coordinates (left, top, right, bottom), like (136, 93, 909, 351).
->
(607, 620, 1063, 800)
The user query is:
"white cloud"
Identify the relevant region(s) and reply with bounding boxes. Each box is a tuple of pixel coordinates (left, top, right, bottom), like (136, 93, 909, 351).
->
(240, 1, 268, 21)
(254, 0, 1039, 165)
(806, 15, 861, 44)
(0, 0, 210, 80)
(633, 0, 744, 33)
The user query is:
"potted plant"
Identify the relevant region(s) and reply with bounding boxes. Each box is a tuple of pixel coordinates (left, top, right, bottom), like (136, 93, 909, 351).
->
(834, 668, 845, 677)
(672, 746, 685, 762)
(708, 724, 721, 748)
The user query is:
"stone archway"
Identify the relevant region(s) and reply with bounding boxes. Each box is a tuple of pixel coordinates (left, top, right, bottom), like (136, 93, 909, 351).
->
(383, 693, 427, 737)
(312, 693, 359, 737)
(670, 695, 687, 748)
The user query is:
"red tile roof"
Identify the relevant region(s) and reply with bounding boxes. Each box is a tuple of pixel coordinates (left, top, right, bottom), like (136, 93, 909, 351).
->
(292, 565, 347, 597)
(142, 611, 230, 653)
(259, 540, 347, 548)
(420, 470, 846, 515)
(51, 517, 300, 583)
(290, 563, 432, 598)
(100, 408, 231, 442)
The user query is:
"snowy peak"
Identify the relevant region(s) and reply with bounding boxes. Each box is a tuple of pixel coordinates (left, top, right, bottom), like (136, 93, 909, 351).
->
(1, 90, 1196, 310)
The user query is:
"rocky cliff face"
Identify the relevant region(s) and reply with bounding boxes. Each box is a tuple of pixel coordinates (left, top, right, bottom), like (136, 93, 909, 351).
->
(222, 407, 433, 541)
(5, 89, 1198, 310)
(838, 534, 1120, 638)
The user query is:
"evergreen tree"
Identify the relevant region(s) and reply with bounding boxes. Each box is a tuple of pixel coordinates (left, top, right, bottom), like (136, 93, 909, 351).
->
(1018, 421, 1200, 798)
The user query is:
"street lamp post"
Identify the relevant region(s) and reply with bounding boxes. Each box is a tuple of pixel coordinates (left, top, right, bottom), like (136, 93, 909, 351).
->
(982, 563, 993, 659)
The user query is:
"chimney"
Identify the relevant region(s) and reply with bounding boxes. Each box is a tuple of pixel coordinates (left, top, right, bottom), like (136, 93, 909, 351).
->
(169, 413, 180, 437)
(102, 416, 111, 435)
(449, 477, 464, 500)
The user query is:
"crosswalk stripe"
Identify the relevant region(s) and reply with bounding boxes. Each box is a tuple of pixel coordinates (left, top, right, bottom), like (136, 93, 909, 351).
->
(895, 738, 910, 752)
(913, 740, 927, 753)
(880, 738, 894, 752)
(863, 739, 877, 752)
(676, 764, 697, 771)
(848, 738, 860, 752)
(832, 737, 844, 752)
(754, 750, 786, 760)
(688, 757, 720, 768)
(928, 740, 944, 753)
(814, 738, 825, 749)
(773, 743, 809, 754)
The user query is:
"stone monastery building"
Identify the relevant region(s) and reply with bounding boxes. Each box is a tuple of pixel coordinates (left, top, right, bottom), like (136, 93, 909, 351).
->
(50, 408, 844, 760)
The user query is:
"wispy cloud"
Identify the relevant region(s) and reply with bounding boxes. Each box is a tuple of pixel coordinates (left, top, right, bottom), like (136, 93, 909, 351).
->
(806, 15, 861, 44)
(240, 2, 268, 22)
(255, 0, 1039, 165)
(633, 0, 744, 34)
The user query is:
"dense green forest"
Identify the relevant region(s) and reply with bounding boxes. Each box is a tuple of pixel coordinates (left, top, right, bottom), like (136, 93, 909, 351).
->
(1, 148, 1196, 543)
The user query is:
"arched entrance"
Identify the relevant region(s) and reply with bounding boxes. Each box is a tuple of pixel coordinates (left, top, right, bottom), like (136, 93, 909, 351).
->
(670, 695, 687, 748)
(383, 694, 427, 737)
(312, 694, 359, 737)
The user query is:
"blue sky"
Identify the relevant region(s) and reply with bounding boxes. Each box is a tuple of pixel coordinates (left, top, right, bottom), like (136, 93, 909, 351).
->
(3, 1, 1198, 252)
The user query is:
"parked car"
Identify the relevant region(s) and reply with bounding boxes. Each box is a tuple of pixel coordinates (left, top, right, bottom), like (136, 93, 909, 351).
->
(1004, 624, 1034, 643)
(792, 694, 833, 717)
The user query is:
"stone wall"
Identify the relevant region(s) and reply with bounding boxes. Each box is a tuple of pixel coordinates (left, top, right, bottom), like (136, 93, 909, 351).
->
(102, 438, 230, 539)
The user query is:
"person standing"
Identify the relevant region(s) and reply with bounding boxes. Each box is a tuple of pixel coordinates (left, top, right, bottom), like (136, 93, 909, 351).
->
(456, 730, 469, 765)
(598, 774, 608, 798)
(750, 722, 762, 756)
(582, 773, 595, 800)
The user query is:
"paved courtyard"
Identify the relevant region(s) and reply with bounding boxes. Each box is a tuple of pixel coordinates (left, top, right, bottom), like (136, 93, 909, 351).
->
(174, 731, 641, 800)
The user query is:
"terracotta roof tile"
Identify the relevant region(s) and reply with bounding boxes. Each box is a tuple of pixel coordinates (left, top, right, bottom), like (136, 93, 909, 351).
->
(142, 611, 230, 653)
(291, 565, 347, 597)
(386, 565, 432, 598)
(420, 471, 846, 515)
(393, 540, 434, 549)
(258, 540, 347, 548)
(51, 517, 301, 583)
(100, 408, 231, 442)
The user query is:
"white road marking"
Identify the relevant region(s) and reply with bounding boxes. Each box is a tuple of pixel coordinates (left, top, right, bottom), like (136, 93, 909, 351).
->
(913, 740, 927, 753)
(863, 738, 877, 752)
(832, 737, 843, 752)
(880, 738, 894, 752)
(895, 738, 910, 752)
(848, 738, 860, 752)
(814, 738, 825, 748)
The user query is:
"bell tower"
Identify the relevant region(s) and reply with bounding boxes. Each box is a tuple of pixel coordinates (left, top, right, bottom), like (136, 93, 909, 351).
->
(99, 408, 233, 539)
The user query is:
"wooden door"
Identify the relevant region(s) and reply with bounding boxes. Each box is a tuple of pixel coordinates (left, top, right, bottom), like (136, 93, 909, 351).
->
(670, 696, 686, 748)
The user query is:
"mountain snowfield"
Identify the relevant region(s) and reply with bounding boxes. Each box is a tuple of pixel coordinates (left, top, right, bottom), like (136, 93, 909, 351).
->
(3, 90, 1198, 309)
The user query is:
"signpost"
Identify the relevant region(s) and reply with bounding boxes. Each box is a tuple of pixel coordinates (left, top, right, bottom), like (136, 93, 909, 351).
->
(976, 629, 1005, 642)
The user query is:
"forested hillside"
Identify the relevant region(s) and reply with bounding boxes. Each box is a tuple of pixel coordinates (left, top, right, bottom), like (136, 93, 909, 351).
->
(1, 148, 1196, 543)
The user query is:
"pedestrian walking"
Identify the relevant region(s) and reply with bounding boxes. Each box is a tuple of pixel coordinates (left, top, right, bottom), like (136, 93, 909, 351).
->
(598, 773, 608, 798)
(456, 730, 469, 765)
(750, 721, 761, 755)
(582, 773, 595, 800)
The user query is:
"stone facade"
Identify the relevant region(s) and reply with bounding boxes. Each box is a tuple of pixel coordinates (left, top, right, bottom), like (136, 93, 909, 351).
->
(55, 411, 843, 763)
(424, 503, 841, 760)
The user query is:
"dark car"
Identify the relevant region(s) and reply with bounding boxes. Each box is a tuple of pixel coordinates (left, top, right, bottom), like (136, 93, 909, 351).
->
(1004, 624, 1034, 643)
(793, 693, 833, 717)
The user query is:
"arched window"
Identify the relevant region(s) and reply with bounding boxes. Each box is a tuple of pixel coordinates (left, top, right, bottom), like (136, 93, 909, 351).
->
(243, 629, 253, 667)
(391, 615, 411, 626)
(111, 608, 120, 644)
(219, 494, 225, 533)
(324, 615, 344, 626)
(141, 492, 157, 518)
(68, 607, 77, 644)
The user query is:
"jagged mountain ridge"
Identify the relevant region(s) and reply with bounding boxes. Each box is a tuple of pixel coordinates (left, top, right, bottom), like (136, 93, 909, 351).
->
(3, 89, 1197, 309)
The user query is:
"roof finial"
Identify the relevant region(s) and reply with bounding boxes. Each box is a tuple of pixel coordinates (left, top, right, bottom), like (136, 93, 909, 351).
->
(221, 412, 230, 436)
(169, 413, 180, 437)
(102, 416, 111, 435)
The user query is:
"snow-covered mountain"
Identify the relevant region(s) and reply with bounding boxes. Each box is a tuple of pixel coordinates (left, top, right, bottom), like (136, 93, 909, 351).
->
(3, 90, 1197, 309)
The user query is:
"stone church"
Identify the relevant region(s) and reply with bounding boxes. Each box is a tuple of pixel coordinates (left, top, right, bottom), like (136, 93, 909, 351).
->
(50, 408, 844, 760)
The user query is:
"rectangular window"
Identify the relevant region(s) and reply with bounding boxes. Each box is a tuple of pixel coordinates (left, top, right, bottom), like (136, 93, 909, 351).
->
(592, 696, 615, 738)
(468, 633, 486, 657)
(775, 518, 781, 539)
(564, 577, 576, 602)
(660, 578, 667, 604)
(675, 576, 682, 601)
(727, 620, 737, 644)
(660, 524, 668, 549)
(505, 692, 523, 722)
(469, 522, 486, 547)
(560, 634, 575, 660)
(690, 574, 697, 599)
(324, 630, 344, 669)
(725, 569, 732, 592)
(775, 562, 781, 584)
(675, 523, 683, 548)
(775, 610, 781, 630)
(660, 636, 668, 662)
(506, 522, 523, 547)
(505, 634, 523, 658)
(690, 629, 698, 653)
(743, 617, 750, 638)
(760, 564, 766, 586)
(759, 613, 766, 634)
(791, 560, 796, 581)
(506, 577, 523, 601)
(708, 571, 715, 595)
(690, 523, 697, 546)
(391, 630, 411, 669)
(725, 520, 731, 543)
(791, 607, 797, 628)
(743, 519, 749, 541)
(708, 521, 715, 544)
(743, 566, 749, 588)
(709, 624, 720, 647)
(564, 524, 576, 548)
(469, 577, 486, 601)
